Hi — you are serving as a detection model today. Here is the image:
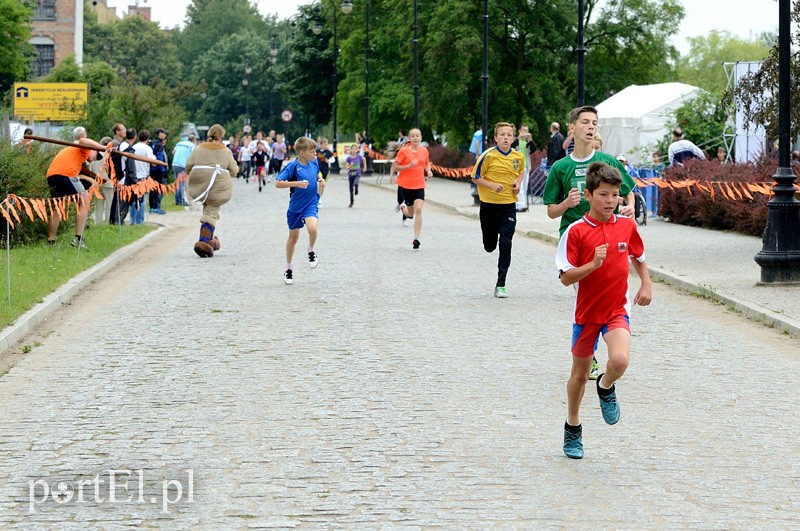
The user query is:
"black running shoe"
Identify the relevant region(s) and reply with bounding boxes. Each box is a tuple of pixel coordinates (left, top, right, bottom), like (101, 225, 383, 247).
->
(412, 238, 420, 250)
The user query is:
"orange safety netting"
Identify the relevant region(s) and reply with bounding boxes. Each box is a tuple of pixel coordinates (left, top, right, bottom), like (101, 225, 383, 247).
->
(1, 155, 186, 230)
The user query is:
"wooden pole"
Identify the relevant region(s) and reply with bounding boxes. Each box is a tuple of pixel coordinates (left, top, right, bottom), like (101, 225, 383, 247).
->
(24, 134, 168, 167)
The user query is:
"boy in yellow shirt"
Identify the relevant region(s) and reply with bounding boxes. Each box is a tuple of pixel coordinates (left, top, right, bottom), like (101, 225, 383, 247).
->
(471, 122, 526, 298)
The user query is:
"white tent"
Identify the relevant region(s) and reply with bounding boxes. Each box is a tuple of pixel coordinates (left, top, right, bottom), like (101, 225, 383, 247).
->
(595, 82, 702, 164)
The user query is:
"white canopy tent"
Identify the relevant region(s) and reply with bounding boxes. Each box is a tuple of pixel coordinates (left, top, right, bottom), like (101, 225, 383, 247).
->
(595, 82, 702, 164)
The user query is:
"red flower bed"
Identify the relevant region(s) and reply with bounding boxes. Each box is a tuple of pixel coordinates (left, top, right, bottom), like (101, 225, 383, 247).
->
(658, 158, 799, 237)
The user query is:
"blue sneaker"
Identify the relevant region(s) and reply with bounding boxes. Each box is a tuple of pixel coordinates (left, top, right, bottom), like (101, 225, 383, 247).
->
(563, 423, 584, 459)
(596, 374, 620, 425)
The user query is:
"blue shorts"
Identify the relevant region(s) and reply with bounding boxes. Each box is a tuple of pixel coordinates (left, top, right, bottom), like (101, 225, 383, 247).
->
(571, 315, 630, 358)
(287, 205, 318, 230)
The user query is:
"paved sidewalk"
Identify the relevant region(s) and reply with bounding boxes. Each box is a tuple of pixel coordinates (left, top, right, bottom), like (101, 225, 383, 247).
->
(368, 176, 800, 335)
(0, 175, 797, 527)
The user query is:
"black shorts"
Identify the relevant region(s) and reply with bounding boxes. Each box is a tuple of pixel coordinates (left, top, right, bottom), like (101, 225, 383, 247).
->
(400, 187, 425, 206)
(47, 175, 85, 198)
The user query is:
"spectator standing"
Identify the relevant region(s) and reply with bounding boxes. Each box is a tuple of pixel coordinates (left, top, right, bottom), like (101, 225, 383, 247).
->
(109, 128, 137, 225)
(172, 136, 195, 206)
(130, 130, 155, 225)
(45, 126, 107, 248)
(510, 124, 537, 212)
(668, 128, 706, 166)
(547, 122, 567, 166)
(149, 128, 168, 214)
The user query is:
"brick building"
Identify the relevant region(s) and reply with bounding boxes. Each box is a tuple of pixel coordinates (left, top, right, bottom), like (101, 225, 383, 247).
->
(29, 0, 84, 78)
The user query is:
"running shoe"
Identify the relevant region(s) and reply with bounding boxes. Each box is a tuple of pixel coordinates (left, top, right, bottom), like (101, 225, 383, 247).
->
(596, 374, 620, 425)
(69, 237, 87, 250)
(308, 251, 318, 269)
(394, 203, 402, 213)
(563, 423, 584, 459)
(283, 269, 293, 285)
(412, 238, 420, 250)
(403, 218, 409, 227)
(589, 357, 600, 380)
(494, 286, 508, 298)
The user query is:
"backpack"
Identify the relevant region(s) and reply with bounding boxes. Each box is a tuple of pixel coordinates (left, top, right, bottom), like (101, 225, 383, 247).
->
(122, 143, 137, 184)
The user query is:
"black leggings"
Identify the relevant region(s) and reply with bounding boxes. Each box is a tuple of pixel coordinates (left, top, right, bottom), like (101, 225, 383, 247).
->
(479, 202, 517, 287)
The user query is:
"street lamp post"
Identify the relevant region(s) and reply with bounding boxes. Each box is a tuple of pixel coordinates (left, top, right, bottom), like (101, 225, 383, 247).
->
(269, 41, 277, 132)
(576, 0, 586, 106)
(364, 0, 370, 142)
(242, 63, 252, 127)
(313, 0, 352, 174)
(413, 0, 419, 129)
(481, 0, 488, 152)
(754, 0, 800, 283)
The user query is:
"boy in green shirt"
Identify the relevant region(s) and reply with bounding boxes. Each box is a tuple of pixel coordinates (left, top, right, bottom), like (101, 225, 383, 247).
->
(543, 105, 637, 379)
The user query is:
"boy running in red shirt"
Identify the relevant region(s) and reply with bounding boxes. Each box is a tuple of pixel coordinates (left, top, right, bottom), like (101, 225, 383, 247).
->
(555, 162, 652, 459)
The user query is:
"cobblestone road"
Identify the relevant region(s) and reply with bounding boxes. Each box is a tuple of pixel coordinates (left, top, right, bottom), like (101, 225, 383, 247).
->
(0, 176, 798, 528)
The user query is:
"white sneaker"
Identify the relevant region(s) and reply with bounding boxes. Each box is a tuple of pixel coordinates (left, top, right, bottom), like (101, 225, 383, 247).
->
(284, 269, 293, 285)
(403, 219, 409, 227)
(308, 251, 318, 269)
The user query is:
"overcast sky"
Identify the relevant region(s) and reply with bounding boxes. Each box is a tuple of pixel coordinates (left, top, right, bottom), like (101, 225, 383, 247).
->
(103, 0, 780, 55)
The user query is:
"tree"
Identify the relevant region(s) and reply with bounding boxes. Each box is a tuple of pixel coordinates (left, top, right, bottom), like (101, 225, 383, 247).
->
(188, 31, 271, 130)
(84, 14, 183, 86)
(0, 0, 33, 96)
(583, 0, 684, 104)
(177, 0, 268, 74)
(732, 2, 800, 140)
(676, 31, 770, 94)
(652, 90, 728, 160)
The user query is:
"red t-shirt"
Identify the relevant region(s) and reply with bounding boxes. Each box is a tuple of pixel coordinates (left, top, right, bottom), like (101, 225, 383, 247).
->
(47, 147, 92, 178)
(395, 144, 429, 190)
(556, 214, 645, 324)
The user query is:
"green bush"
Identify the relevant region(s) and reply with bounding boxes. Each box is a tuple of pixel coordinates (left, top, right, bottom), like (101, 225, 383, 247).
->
(0, 139, 66, 245)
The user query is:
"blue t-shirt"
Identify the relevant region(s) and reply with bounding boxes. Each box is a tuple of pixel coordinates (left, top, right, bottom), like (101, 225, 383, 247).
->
(277, 158, 320, 212)
(469, 130, 483, 155)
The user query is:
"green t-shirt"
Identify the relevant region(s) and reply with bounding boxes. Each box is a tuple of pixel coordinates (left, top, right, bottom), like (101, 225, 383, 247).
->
(543, 150, 636, 235)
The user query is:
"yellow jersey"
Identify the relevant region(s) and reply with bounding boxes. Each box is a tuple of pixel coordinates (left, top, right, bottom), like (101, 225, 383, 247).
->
(471, 147, 525, 204)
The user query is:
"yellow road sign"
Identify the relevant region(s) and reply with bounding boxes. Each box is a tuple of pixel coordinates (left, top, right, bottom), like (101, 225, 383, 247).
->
(13, 83, 89, 122)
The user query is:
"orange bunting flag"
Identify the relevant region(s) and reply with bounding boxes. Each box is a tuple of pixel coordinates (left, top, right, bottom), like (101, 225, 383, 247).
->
(0, 205, 15, 229)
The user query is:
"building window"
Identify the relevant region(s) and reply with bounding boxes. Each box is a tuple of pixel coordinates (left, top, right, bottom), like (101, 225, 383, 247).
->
(34, 0, 57, 20)
(33, 44, 55, 77)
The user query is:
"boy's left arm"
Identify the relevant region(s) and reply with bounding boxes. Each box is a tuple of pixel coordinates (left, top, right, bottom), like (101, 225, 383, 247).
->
(512, 167, 525, 195)
(317, 173, 326, 197)
(631, 258, 652, 306)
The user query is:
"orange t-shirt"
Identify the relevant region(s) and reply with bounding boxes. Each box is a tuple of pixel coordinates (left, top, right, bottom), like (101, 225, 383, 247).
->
(395, 144, 429, 190)
(46, 147, 92, 178)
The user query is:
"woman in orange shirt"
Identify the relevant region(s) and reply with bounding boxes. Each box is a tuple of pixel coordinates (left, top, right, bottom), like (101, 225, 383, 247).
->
(391, 128, 432, 249)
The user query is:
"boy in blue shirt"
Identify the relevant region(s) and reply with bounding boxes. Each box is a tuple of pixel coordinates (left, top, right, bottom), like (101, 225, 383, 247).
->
(275, 137, 326, 285)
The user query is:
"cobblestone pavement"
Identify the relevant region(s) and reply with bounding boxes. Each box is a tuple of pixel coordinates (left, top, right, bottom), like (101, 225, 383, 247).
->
(0, 176, 798, 528)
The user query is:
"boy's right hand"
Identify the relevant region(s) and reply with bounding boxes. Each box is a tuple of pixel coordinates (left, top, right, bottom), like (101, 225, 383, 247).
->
(491, 183, 504, 193)
(295, 180, 309, 189)
(593, 244, 608, 267)
(566, 187, 581, 207)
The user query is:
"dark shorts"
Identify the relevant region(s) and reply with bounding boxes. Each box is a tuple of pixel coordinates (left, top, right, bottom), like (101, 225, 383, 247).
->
(400, 187, 425, 206)
(287, 204, 319, 230)
(571, 315, 630, 358)
(47, 175, 85, 198)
